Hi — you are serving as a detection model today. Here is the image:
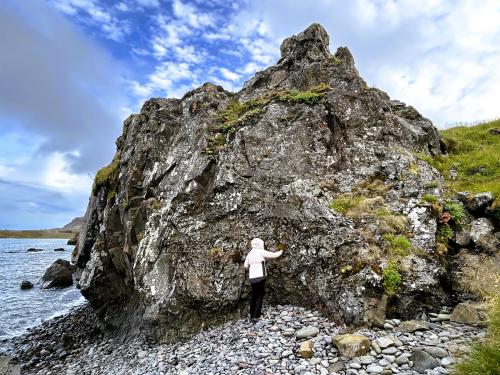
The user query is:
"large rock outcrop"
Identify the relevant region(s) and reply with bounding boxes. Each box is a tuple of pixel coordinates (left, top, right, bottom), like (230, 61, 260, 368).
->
(73, 24, 450, 342)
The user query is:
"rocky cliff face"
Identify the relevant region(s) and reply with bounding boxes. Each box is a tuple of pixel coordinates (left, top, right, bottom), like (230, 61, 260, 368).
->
(74, 24, 451, 342)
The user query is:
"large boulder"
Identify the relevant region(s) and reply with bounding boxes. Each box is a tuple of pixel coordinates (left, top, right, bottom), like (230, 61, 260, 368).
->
(42, 259, 76, 289)
(470, 217, 498, 254)
(450, 301, 488, 325)
(333, 334, 371, 358)
(457, 192, 493, 214)
(73, 24, 449, 342)
(20, 280, 33, 290)
(410, 349, 439, 373)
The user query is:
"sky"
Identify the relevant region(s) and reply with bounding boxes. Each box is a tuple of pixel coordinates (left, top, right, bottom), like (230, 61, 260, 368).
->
(0, 0, 499, 229)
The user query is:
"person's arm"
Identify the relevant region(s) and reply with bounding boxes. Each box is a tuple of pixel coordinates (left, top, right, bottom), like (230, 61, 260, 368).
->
(261, 249, 283, 259)
(244, 255, 249, 269)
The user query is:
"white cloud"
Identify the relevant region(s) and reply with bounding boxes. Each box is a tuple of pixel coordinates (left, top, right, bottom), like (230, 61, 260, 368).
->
(172, 0, 214, 28)
(221, 0, 500, 127)
(240, 61, 262, 75)
(115, 2, 129, 11)
(204, 32, 231, 41)
(42, 152, 93, 194)
(131, 61, 200, 103)
(219, 67, 241, 81)
(51, 0, 130, 41)
(208, 76, 239, 92)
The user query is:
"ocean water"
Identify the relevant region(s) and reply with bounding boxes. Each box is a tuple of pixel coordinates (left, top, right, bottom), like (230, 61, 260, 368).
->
(0, 238, 85, 340)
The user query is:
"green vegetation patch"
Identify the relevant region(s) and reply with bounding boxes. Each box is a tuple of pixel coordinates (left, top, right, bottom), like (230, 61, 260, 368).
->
(279, 90, 323, 105)
(436, 224, 454, 245)
(203, 134, 227, 155)
(454, 296, 500, 375)
(424, 180, 440, 189)
(329, 194, 365, 215)
(382, 261, 401, 295)
(443, 200, 465, 223)
(421, 194, 439, 204)
(375, 208, 408, 234)
(92, 155, 120, 197)
(418, 119, 500, 199)
(218, 98, 266, 134)
(205, 84, 332, 155)
(383, 233, 411, 256)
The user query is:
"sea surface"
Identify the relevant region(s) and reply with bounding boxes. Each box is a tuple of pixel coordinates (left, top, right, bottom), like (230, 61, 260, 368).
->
(0, 238, 84, 340)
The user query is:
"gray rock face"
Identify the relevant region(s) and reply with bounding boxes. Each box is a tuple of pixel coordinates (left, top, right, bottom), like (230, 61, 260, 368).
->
(470, 217, 494, 242)
(458, 192, 493, 213)
(73, 24, 448, 342)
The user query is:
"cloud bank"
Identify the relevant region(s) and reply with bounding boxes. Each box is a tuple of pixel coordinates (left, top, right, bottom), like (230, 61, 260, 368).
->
(1, 0, 499, 228)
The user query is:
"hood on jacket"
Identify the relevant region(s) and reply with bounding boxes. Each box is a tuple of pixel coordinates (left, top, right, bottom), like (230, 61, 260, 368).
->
(251, 238, 265, 251)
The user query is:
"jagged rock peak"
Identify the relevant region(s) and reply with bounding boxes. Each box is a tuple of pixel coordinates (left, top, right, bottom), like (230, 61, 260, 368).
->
(280, 23, 331, 60)
(240, 23, 360, 98)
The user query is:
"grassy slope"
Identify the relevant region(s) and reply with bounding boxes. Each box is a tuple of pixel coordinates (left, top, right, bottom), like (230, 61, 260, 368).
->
(0, 229, 76, 239)
(420, 119, 500, 199)
(432, 120, 500, 374)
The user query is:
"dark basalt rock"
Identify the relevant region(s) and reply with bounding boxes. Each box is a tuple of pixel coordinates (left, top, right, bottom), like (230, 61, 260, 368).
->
(67, 233, 78, 245)
(20, 280, 33, 290)
(27, 248, 43, 252)
(42, 259, 76, 289)
(54, 248, 65, 252)
(73, 24, 450, 343)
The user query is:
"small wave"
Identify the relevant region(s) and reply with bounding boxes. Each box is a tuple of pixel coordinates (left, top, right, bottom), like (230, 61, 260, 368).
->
(47, 296, 86, 321)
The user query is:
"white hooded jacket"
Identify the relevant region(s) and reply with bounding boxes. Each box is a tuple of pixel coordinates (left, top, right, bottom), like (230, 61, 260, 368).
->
(244, 238, 283, 282)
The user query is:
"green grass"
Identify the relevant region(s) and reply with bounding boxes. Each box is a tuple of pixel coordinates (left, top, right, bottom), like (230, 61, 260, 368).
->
(454, 297, 500, 375)
(92, 155, 120, 196)
(436, 224, 454, 244)
(383, 261, 401, 295)
(419, 119, 500, 199)
(444, 200, 466, 223)
(421, 194, 439, 204)
(383, 233, 411, 256)
(329, 195, 364, 215)
(279, 90, 323, 104)
(217, 99, 265, 133)
(424, 180, 441, 189)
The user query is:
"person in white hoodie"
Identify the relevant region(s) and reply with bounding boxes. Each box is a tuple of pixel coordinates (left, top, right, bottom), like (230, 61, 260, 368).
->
(244, 238, 283, 319)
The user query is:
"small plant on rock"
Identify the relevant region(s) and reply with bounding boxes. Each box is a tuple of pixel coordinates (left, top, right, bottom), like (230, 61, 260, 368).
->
(382, 261, 401, 295)
(92, 155, 120, 196)
(436, 224, 453, 244)
(443, 200, 465, 223)
(424, 180, 440, 189)
(421, 194, 439, 204)
(281, 90, 323, 105)
(329, 195, 364, 215)
(383, 233, 411, 256)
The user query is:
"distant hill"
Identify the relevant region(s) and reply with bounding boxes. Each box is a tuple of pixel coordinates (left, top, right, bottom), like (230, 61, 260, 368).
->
(62, 217, 84, 231)
(0, 216, 84, 239)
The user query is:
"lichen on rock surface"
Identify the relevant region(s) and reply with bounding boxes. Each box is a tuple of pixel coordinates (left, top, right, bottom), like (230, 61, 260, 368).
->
(73, 24, 452, 343)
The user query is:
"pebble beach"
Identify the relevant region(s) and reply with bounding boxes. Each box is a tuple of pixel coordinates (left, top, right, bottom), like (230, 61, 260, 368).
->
(0, 303, 484, 375)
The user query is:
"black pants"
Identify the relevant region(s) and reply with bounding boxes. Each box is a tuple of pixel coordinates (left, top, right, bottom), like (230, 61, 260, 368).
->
(250, 279, 266, 318)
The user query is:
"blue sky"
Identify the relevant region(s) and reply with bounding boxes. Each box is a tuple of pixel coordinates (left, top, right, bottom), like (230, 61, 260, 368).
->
(0, 0, 499, 229)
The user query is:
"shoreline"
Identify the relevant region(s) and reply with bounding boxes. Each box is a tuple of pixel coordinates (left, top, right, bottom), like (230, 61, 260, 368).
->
(0, 303, 485, 375)
(0, 230, 76, 239)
